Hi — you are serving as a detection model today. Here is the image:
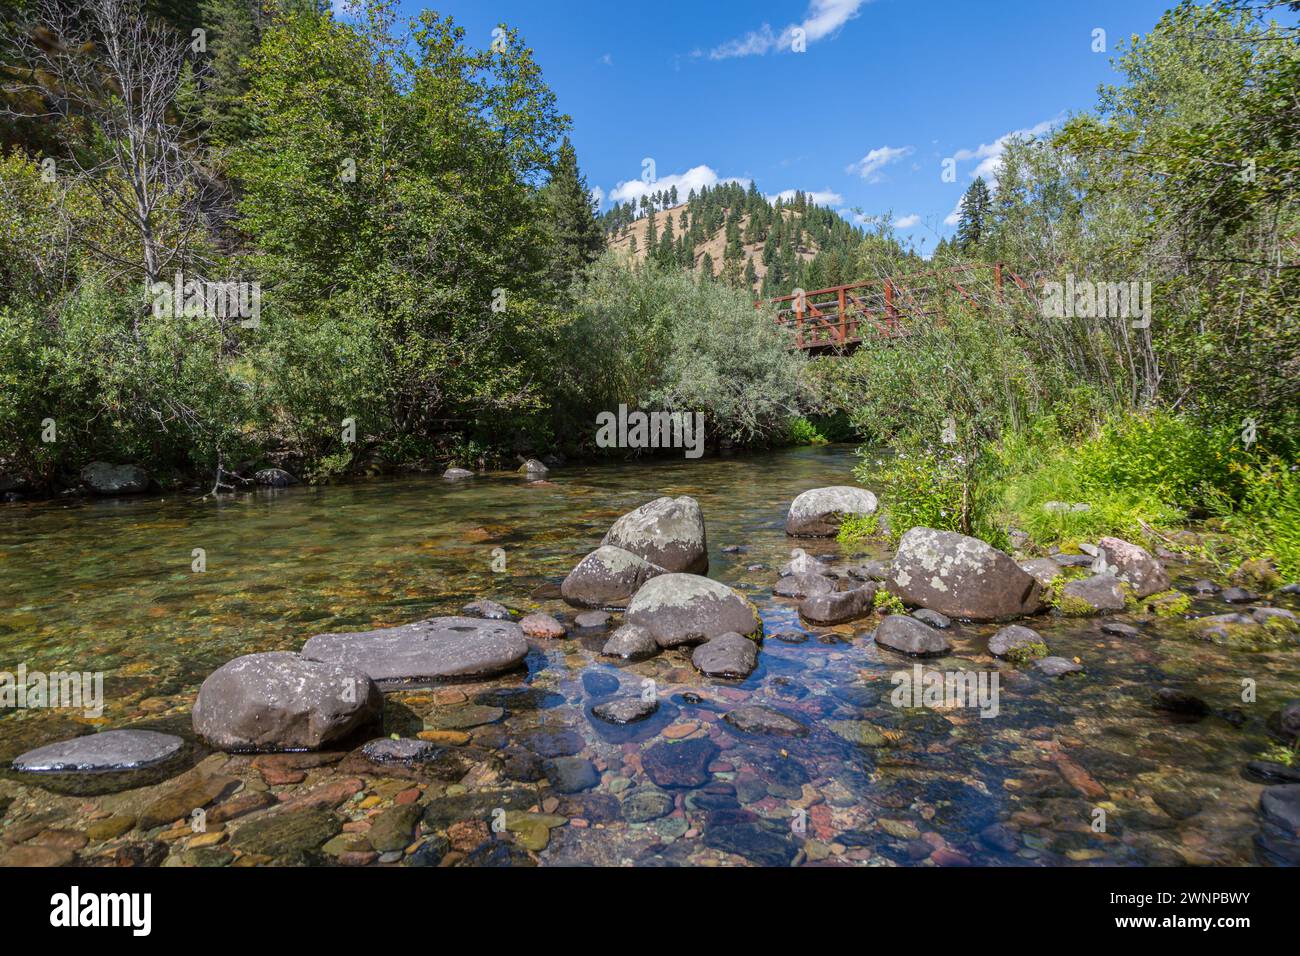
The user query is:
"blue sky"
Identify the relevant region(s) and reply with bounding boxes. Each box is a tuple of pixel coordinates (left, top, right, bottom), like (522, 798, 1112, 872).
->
(378, 0, 1178, 254)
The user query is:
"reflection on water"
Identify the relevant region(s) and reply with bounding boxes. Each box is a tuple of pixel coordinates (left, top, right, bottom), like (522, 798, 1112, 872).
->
(1, 445, 1296, 866)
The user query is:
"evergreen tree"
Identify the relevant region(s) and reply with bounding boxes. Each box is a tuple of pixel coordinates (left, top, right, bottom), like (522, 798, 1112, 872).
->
(540, 136, 605, 287)
(955, 176, 992, 253)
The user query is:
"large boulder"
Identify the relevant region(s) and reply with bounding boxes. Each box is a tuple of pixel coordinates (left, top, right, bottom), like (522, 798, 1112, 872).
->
(624, 574, 761, 648)
(254, 468, 298, 488)
(872, 615, 951, 656)
(81, 461, 149, 495)
(301, 616, 528, 686)
(192, 652, 382, 752)
(798, 586, 873, 625)
(602, 496, 708, 574)
(1096, 537, 1170, 598)
(561, 545, 668, 608)
(887, 527, 1042, 621)
(785, 486, 879, 536)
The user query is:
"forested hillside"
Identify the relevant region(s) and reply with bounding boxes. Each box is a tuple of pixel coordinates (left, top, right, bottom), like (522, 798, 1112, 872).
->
(599, 183, 900, 297)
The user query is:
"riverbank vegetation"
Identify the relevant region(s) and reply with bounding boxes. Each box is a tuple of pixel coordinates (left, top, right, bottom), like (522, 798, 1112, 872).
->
(0, 0, 825, 494)
(837, 1, 1298, 576)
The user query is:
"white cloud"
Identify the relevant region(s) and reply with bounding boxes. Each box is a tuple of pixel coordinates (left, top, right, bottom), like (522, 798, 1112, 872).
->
(951, 116, 1060, 186)
(894, 214, 920, 229)
(845, 145, 913, 183)
(943, 200, 963, 227)
(767, 188, 844, 207)
(589, 185, 605, 208)
(709, 0, 871, 59)
(608, 164, 750, 207)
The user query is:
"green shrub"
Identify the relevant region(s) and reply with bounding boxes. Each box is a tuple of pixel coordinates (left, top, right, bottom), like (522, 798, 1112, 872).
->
(787, 417, 828, 445)
(837, 511, 879, 544)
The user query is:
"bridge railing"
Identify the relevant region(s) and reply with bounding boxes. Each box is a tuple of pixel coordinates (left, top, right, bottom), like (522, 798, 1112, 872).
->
(757, 262, 1032, 350)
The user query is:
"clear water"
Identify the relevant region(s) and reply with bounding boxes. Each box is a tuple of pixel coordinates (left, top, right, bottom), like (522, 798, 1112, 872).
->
(1, 445, 1295, 866)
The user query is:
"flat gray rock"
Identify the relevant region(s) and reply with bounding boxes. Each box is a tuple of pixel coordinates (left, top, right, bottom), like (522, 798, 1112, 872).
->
(626, 574, 761, 648)
(442, 467, 474, 480)
(302, 616, 528, 685)
(602, 496, 708, 573)
(193, 651, 382, 751)
(786, 485, 879, 537)
(12, 729, 183, 773)
(574, 610, 611, 629)
(1035, 656, 1083, 677)
(722, 705, 808, 737)
(254, 467, 298, 487)
(361, 737, 440, 765)
(774, 571, 834, 599)
(691, 632, 760, 678)
(911, 608, 951, 629)
(872, 614, 951, 656)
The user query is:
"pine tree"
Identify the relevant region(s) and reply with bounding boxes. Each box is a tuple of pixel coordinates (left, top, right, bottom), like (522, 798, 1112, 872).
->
(541, 137, 605, 287)
(955, 176, 991, 253)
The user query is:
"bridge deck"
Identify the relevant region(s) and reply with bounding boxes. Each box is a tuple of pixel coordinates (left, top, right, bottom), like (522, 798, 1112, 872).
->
(757, 262, 1030, 352)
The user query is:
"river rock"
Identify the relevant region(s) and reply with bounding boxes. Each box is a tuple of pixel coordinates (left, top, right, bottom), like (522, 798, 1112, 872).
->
(573, 610, 611, 629)
(228, 807, 340, 865)
(545, 756, 598, 793)
(254, 468, 297, 487)
(602, 496, 708, 573)
(592, 697, 658, 724)
(779, 551, 827, 577)
(988, 624, 1048, 661)
(1153, 687, 1210, 716)
(561, 545, 667, 608)
(360, 737, 439, 765)
(581, 671, 621, 698)
(518, 458, 549, 477)
(12, 729, 183, 773)
(81, 461, 149, 495)
(302, 616, 528, 686)
(774, 572, 834, 599)
(641, 738, 718, 788)
(520, 613, 566, 639)
(1281, 700, 1300, 738)
(691, 632, 760, 678)
(1058, 574, 1127, 615)
(1035, 656, 1083, 677)
(1095, 537, 1170, 598)
(911, 608, 951, 628)
(192, 652, 381, 751)
(601, 624, 660, 660)
(442, 467, 474, 480)
(872, 614, 951, 656)
(1100, 620, 1142, 637)
(785, 485, 879, 536)
(887, 527, 1041, 621)
(722, 705, 808, 737)
(799, 586, 872, 625)
(462, 599, 513, 620)
(625, 574, 761, 648)
(1257, 786, 1300, 865)
(622, 787, 674, 823)
(1020, 558, 1063, 588)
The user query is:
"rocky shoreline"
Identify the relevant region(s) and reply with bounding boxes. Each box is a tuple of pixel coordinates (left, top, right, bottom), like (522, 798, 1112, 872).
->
(2, 475, 1298, 868)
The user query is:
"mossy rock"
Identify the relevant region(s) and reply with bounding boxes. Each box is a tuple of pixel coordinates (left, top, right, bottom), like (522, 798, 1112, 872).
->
(1146, 590, 1192, 617)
